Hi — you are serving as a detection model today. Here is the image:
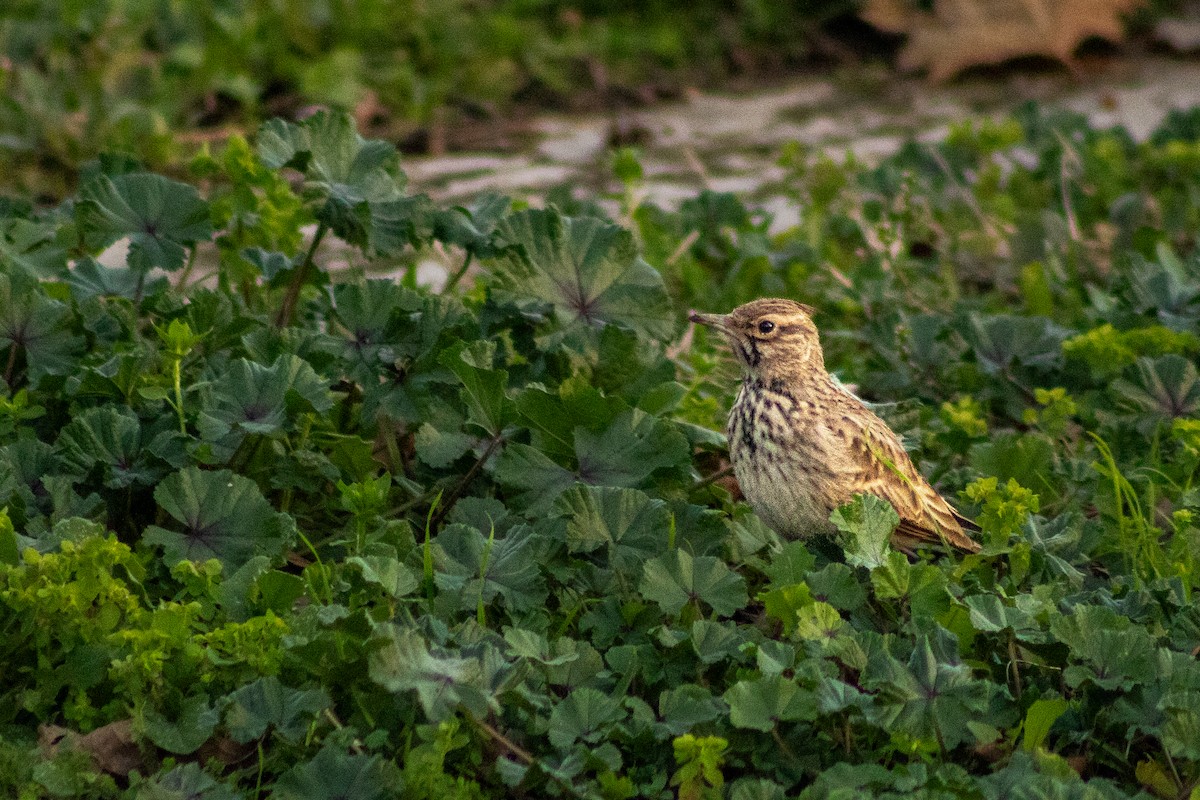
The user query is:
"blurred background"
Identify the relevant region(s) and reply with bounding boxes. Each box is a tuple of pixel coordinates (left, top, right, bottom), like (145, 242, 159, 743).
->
(2, 0, 1198, 200)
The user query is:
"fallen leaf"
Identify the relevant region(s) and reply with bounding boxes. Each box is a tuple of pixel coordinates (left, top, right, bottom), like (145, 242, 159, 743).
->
(861, 0, 1147, 82)
(39, 720, 144, 776)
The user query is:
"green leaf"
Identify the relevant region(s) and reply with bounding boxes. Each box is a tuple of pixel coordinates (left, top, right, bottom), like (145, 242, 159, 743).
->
(806, 563, 867, 611)
(0, 274, 82, 383)
(256, 111, 414, 252)
(1112, 354, 1200, 431)
(794, 601, 844, 642)
(433, 523, 546, 614)
(691, 619, 745, 664)
(200, 355, 333, 439)
(346, 555, 419, 599)
(141, 694, 219, 754)
(658, 684, 725, 735)
(490, 443, 577, 514)
(274, 744, 389, 800)
(414, 423, 475, 468)
(548, 686, 625, 750)
(368, 625, 495, 721)
(490, 208, 675, 342)
(640, 549, 747, 618)
(555, 485, 670, 574)
(864, 635, 994, 750)
(67, 255, 167, 299)
(431, 193, 510, 256)
(77, 173, 211, 273)
(1021, 697, 1068, 751)
(871, 551, 911, 600)
(225, 677, 331, 744)
(762, 540, 816, 585)
(0, 507, 18, 566)
(830, 494, 898, 569)
(56, 407, 164, 488)
(729, 778, 786, 800)
(242, 247, 296, 280)
(724, 674, 817, 731)
(963, 313, 1065, 374)
(439, 340, 513, 436)
(144, 467, 289, 569)
(136, 762, 241, 800)
(574, 408, 690, 487)
(1049, 605, 1159, 690)
(968, 433, 1057, 496)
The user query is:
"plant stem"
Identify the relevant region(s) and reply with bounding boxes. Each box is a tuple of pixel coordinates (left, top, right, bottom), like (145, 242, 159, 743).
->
(3, 342, 17, 389)
(172, 356, 186, 433)
(431, 434, 504, 528)
(442, 250, 474, 293)
(275, 222, 328, 328)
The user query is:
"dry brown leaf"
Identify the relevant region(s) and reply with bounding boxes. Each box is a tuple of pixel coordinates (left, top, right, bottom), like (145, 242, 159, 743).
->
(862, 0, 1147, 81)
(39, 720, 145, 777)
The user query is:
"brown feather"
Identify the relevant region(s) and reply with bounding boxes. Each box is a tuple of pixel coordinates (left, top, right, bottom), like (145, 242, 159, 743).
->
(693, 297, 980, 554)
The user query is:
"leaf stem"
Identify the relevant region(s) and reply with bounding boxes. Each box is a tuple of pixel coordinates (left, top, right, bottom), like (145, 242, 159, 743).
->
(275, 222, 328, 328)
(430, 433, 504, 528)
(3, 342, 18, 390)
(442, 250, 474, 293)
(177, 246, 199, 292)
(172, 352, 186, 434)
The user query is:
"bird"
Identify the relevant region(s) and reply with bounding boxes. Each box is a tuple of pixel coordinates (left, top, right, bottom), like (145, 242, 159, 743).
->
(689, 298, 981, 554)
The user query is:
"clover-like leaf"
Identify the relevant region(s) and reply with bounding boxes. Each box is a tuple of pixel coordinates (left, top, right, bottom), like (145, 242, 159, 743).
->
(658, 684, 725, 736)
(830, 494, 898, 569)
(574, 408, 690, 487)
(963, 313, 1066, 374)
(67, 255, 168, 299)
(241, 247, 296, 280)
(439, 340, 514, 437)
(346, 555, 420, 599)
(137, 762, 241, 800)
(200, 355, 333, 440)
(431, 193, 510, 256)
(56, 407, 166, 489)
(547, 686, 625, 750)
(76, 173, 211, 273)
(433, 523, 546, 613)
(864, 635, 994, 750)
(225, 677, 331, 744)
(144, 467, 289, 568)
(555, 485, 670, 571)
(327, 280, 423, 369)
(256, 111, 419, 253)
(367, 625, 494, 721)
(724, 674, 817, 732)
(640, 549, 747, 618)
(490, 208, 675, 342)
(1111, 354, 1200, 431)
(1049, 604, 1159, 691)
(0, 274, 82, 384)
(490, 444, 577, 514)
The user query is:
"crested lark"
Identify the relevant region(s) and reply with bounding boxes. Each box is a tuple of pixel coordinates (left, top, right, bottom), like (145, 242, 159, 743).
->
(690, 298, 980, 553)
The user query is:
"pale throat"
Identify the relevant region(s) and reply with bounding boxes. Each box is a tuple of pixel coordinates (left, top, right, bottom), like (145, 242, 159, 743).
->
(737, 338, 826, 386)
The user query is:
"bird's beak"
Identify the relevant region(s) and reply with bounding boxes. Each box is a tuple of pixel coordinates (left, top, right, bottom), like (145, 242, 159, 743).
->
(689, 310, 730, 332)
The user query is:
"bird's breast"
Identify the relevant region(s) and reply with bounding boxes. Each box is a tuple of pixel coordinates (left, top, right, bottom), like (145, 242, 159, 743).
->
(728, 385, 834, 538)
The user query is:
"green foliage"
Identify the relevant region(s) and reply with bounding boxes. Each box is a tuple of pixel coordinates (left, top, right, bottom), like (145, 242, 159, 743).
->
(0, 1, 853, 193)
(2, 107, 1200, 798)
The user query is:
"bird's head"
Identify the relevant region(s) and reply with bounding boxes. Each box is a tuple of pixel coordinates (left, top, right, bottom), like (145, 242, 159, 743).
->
(689, 298, 823, 379)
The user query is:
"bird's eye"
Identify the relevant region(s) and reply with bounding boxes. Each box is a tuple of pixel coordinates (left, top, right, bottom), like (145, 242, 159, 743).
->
(757, 320, 775, 334)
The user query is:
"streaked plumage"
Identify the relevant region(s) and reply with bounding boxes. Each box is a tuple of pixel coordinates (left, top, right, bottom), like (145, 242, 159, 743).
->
(691, 298, 980, 553)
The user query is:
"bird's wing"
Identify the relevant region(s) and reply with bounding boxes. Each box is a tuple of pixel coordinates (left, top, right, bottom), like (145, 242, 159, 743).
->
(843, 413, 981, 554)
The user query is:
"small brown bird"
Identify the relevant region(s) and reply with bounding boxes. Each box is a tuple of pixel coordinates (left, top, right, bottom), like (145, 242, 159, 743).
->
(690, 298, 980, 553)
